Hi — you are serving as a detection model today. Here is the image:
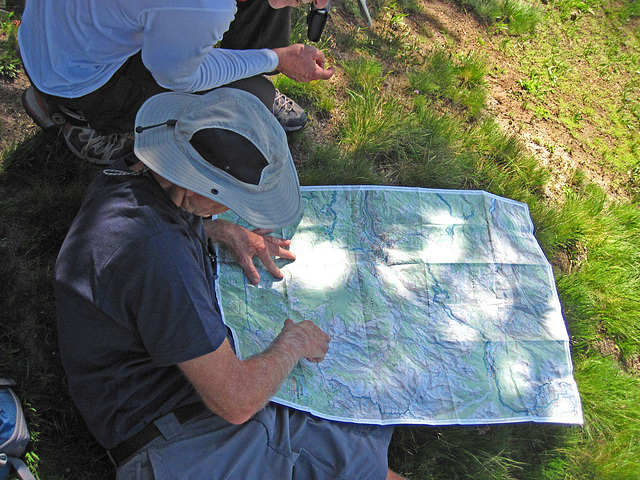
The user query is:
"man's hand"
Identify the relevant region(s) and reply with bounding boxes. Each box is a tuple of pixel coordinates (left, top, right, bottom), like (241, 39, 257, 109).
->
(272, 44, 335, 83)
(205, 219, 295, 285)
(276, 319, 331, 363)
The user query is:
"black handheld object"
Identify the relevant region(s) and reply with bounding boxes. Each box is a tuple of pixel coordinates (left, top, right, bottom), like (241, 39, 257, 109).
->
(307, 3, 330, 42)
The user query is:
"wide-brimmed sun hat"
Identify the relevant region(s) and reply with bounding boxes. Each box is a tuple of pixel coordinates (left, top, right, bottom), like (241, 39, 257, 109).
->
(134, 87, 302, 229)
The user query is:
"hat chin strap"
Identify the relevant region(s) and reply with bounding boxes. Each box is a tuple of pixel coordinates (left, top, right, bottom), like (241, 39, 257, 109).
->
(135, 119, 177, 133)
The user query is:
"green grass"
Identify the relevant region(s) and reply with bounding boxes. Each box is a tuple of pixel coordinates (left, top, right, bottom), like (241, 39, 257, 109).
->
(501, 0, 640, 197)
(408, 48, 488, 116)
(1, 134, 114, 478)
(2, 0, 640, 478)
(459, 0, 540, 34)
(573, 357, 640, 478)
(0, 10, 20, 81)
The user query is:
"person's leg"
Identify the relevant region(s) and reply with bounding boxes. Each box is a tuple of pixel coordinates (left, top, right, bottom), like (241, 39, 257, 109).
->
(220, 0, 308, 132)
(22, 52, 166, 165)
(386, 469, 408, 479)
(282, 405, 395, 480)
(22, 82, 136, 166)
(116, 403, 403, 480)
(224, 75, 277, 113)
(220, 0, 291, 51)
(56, 52, 168, 134)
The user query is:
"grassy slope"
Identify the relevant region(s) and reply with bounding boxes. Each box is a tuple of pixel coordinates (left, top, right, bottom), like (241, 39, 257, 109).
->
(1, 0, 639, 478)
(281, 1, 640, 478)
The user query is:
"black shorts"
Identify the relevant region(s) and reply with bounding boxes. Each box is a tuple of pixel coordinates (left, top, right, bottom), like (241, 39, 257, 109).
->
(32, 1, 290, 134)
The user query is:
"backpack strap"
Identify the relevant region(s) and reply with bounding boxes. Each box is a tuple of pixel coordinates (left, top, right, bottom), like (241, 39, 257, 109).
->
(0, 455, 37, 480)
(0, 380, 35, 480)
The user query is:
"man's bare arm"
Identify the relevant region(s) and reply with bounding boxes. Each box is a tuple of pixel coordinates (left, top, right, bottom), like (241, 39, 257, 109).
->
(179, 319, 330, 425)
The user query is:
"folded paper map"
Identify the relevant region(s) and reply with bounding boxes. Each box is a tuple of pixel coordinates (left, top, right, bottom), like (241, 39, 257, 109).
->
(215, 186, 583, 426)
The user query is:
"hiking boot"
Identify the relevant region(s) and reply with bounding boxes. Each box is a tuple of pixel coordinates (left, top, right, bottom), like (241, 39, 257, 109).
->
(21, 86, 67, 130)
(23, 85, 133, 165)
(63, 124, 134, 166)
(273, 90, 308, 132)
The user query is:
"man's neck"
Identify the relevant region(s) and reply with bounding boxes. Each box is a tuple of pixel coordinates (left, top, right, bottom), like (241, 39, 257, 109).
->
(129, 160, 147, 173)
(132, 160, 186, 208)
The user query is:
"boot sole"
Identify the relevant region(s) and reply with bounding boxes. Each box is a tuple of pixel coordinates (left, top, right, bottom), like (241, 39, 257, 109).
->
(21, 86, 65, 130)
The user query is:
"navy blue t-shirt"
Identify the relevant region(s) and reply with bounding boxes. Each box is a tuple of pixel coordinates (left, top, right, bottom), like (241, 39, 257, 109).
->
(54, 168, 228, 449)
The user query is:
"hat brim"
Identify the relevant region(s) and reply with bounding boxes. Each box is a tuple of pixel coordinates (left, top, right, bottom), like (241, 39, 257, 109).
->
(134, 89, 302, 229)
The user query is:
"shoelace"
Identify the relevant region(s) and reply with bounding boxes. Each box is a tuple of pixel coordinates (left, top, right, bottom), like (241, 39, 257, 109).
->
(78, 130, 126, 157)
(273, 92, 296, 113)
(59, 105, 88, 123)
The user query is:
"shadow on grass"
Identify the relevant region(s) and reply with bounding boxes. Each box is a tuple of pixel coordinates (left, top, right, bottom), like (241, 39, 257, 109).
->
(0, 131, 112, 479)
(388, 422, 582, 480)
(0, 129, 590, 480)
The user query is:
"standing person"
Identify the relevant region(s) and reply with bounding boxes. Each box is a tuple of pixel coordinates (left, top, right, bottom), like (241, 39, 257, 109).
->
(54, 79, 406, 479)
(18, 0, 335, 165)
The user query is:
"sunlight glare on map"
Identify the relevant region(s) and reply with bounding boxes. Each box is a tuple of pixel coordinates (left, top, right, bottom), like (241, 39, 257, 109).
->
(507, 358, 532, 382)
(420, 219, 468, 264)
(442, 317, 484, 341)
(497, 357, 534, 404)
(423, 211, 460, 225)
(285, 233, 352, 290)
(541, 308, 570, 340)
(422, 241, 465, 264)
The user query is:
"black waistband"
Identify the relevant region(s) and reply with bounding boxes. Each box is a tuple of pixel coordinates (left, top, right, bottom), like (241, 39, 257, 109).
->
(108, 401, 209, 467)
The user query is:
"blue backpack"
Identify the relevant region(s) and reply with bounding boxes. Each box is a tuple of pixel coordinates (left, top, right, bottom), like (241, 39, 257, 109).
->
(0, 379, 35, 480)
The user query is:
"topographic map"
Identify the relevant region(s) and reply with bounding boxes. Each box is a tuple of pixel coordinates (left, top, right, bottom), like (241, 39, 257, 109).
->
(215, 186, 583, 426)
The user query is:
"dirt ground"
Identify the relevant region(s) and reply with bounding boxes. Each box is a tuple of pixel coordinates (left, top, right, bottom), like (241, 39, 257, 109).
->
(0, 0, 630, 203)
(409, 1, 630, 203)
(0, 70, 36, 153)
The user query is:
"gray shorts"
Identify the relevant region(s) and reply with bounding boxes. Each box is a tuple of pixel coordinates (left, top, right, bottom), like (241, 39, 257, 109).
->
(116, 403, 394, 480)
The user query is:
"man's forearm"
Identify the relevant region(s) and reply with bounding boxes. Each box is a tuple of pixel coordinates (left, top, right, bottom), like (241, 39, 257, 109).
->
(222, 320, 330, 422)
(229, 332, 309, 418)
(142, 8, 278, 93)
(179, 320, 330, 425)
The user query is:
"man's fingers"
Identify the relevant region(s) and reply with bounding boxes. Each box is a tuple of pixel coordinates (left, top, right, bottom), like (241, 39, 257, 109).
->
(239, 258, 261, 285)
(264, 234, 292, 249)
(274, 44, 335, 83)
(252, 228, 275, 236)
(306, 356, 325, 363)
(258, 249, 283, 279)
(270, 244, 296, 260)
(260, 235, 295, 260)
(312, 50, 335, 79)
(282, 319, 331, 363)
(315, 66, 335, 80)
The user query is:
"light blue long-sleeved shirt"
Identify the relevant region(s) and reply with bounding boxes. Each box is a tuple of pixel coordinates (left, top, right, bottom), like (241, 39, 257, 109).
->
(19, 0, 280, 98)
